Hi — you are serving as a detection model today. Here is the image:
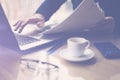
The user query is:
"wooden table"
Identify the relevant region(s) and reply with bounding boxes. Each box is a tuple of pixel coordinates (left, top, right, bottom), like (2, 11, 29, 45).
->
(0, 45, 21, 80)
(17, 35, 120, 80)
(52, 35, 120, 80)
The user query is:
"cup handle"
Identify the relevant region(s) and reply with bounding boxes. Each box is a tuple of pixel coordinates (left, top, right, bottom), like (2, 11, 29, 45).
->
(86, 40, 90, 48)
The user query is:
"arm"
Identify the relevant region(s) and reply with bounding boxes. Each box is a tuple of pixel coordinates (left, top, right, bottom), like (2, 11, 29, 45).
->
(36, 0, 66, 21)
(14, 0, 66, 33)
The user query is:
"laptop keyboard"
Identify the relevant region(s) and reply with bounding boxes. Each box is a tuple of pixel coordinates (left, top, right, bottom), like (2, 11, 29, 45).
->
(15, 35, 40, 45)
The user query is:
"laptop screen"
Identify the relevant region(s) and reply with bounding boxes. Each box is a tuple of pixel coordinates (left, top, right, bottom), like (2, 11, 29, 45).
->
(0, 4, 20, 51)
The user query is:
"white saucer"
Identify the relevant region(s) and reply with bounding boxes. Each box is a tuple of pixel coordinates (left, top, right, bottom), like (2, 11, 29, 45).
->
(59, 49, 95, 62)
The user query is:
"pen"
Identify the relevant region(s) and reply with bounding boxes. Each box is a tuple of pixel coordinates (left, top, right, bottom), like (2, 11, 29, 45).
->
(47, 38, 66, 54)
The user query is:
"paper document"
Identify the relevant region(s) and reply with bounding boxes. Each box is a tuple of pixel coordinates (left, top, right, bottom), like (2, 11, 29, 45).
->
(43, 0, 105, 35)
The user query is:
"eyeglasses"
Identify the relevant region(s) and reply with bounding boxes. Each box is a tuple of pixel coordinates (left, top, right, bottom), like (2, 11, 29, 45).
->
(20, 58, 59, 71)
(20, 58, 59, 80)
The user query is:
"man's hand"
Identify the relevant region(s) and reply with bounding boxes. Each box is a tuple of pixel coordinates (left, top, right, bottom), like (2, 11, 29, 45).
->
(13, 13, 45, 33)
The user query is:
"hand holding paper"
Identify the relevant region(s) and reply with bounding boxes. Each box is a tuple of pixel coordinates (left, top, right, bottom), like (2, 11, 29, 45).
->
(42, 0, 115, 39)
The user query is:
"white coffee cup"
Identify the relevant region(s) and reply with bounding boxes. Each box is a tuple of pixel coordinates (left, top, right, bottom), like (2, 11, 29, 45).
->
(67, 37, 90, 57)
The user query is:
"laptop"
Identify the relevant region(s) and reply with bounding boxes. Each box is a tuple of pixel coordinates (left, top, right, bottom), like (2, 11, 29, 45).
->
(0, 4, 56, 53)
(0, 0, 104, 53)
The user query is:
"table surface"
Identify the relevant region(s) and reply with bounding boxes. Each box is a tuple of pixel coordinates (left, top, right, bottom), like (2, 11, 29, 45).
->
(53, 35, 120, 80)
(18, 35, 120, 80)
(0, 45, 21, 80)
(1, 35, 120, 80)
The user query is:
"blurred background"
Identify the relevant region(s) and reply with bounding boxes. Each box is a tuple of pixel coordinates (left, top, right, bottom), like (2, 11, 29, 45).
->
(0, 0, 73, 26)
